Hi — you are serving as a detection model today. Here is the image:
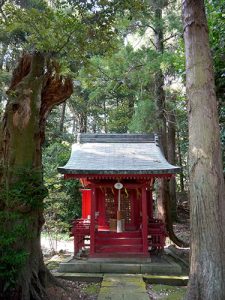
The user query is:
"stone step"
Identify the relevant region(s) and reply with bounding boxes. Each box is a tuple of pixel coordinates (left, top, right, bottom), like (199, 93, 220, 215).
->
(58, 255, 183, 275)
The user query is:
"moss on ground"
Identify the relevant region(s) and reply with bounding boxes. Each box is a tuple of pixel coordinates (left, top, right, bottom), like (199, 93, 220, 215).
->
(83, 283, 100, 295)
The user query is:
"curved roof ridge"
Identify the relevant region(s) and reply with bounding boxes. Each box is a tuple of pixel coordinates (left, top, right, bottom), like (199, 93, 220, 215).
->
(58, 133, 180, 175)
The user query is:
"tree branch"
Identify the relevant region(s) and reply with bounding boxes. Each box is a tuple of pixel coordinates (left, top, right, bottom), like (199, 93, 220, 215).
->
(162, 33, 179, 44)
(0, 0, 7, 21)
(149, 38, 157, 49)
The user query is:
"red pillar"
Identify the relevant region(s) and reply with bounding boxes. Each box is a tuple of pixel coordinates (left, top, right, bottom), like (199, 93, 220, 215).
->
(90, 188, 96, 256)
(142, 186, 148, 255)
(81, 189, 91, 219)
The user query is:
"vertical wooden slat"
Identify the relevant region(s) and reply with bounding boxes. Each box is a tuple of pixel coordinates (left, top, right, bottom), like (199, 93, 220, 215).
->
(142, 186, 148, 254)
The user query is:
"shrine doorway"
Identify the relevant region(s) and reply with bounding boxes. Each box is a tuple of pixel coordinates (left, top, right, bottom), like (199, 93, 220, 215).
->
(96, 187, 141, 232)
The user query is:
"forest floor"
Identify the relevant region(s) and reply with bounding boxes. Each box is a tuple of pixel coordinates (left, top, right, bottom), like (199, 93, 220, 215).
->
(42, 204, 190, 300)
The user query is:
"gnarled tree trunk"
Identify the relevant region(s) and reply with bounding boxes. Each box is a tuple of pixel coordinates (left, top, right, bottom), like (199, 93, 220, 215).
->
(0, 52, 73, 300)
(182, 1, 225, 299)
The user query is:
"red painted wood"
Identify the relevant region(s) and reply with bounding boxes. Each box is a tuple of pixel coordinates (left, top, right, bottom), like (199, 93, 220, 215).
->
(98, 225, 110, 231)
(148, 219, 167, 250)
(88, 182, 149, 189)
(90, 252, 149, 258)
(95, 245, 143, 253)
(95, 230, 143, 254)
(95, 238, 142, 246)
(96, 188, 107, 227)
(90, 188, 96, 256)
(96, 231, 141, 238)
(81, 189, 91, 219)
(134, 189, 141, 228)
(129, 190, 135, 227)
(71, 218, 90, 255)
(141, 186, 148, 254)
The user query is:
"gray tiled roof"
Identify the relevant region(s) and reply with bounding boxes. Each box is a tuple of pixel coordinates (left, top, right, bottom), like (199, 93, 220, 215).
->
(58, 134, 180, 175)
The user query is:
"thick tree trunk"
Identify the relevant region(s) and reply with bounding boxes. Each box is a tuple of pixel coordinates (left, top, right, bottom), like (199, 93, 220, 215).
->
(182, 1, 225, 299)
(0, 53, 73, 299)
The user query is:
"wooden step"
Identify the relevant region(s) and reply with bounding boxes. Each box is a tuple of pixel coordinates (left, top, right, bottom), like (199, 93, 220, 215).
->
(96, 231, 141, 238)
(95, 245, 143, 253)
(95, 237, 142, 246)
(90, 252, 148, 258)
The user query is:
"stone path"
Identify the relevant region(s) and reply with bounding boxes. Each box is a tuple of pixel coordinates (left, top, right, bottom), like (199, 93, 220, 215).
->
(97, 274, 149, 300)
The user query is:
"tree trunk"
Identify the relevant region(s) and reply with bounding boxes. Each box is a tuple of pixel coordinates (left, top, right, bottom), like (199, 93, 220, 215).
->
(167, 112, 177, 221)
(59, 102, 66, 133)
(182, 1, 225, 299)
(153, 4, 184, 246)
(0, 42, 8, 70)
(177, 130, 185, 192)
(0, 52, 73, 299)
(154, 5, 168, 224)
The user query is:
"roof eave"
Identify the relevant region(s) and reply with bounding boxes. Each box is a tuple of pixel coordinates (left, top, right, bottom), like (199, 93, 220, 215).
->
(58, 167, 180, 175)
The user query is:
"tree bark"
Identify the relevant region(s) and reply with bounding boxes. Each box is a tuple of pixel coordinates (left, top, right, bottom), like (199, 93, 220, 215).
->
(153, 3, 184, 246)
(59, 102, 66, 133)
(167, 111, 177, 221)
(182, 1, 225, 299)
(154, 4, 168, 225)
(177, 130, 185, 192)
(0, 52, 73, 299)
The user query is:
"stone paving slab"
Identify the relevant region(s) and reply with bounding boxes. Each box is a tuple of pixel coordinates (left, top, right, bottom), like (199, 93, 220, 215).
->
(53, 272, 103, 282)
(98, 274, 149, 300)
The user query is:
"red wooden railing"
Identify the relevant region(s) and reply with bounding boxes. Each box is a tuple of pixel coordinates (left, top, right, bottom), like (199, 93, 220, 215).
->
(71, 217, 167, 256)
(71, 218, 90, 255)
(148, 218, 167, 253)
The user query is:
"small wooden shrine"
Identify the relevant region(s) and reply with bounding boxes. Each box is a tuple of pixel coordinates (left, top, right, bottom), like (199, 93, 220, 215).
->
(58, 133, 180, 258)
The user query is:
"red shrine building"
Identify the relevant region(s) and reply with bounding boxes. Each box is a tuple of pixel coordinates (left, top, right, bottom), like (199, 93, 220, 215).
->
(58, 134, 180, 258)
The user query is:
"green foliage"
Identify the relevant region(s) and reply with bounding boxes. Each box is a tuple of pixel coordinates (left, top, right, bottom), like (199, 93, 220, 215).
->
(0, 0, 142, 69)
(0, 212, 30, 291)
(0, 168, 47, 209)
(43, 139, 81, 236)
(129, 99, 156, 133)
(108, 104, 132, 133)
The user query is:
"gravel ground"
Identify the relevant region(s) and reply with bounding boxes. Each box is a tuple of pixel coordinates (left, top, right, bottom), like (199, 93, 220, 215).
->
(46, 279, 100, 300)
(146, 284, 187, 300)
